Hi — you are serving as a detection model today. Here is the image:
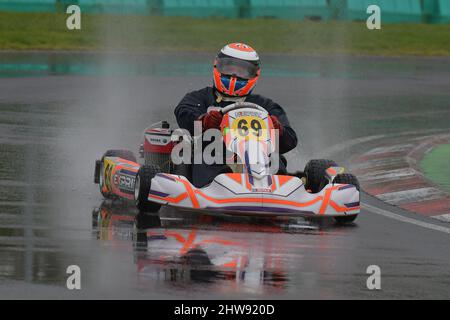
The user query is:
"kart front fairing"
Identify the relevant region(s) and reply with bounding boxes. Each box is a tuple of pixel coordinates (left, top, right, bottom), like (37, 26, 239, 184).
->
(147, 102, 360, 217)
(149, 173, 359, 217)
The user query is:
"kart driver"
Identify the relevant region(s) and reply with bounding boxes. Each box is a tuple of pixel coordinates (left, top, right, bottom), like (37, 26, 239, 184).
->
(174, 43, 298, 187)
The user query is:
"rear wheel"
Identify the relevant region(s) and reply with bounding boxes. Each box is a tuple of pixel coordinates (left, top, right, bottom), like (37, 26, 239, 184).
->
(134, 164, 162, 213)
(97, 149, 137, 199)
(333, 173, 360, 224)
(94, 160, 102, 184)
(103, 149, 137, 163)
(304, 159, 337, 193)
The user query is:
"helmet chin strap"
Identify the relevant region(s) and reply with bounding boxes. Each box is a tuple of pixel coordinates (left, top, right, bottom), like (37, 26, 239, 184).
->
(215, 90, 246, 103)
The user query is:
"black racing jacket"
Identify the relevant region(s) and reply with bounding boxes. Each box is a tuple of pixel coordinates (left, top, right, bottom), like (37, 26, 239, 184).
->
(174, 87, 298, 154)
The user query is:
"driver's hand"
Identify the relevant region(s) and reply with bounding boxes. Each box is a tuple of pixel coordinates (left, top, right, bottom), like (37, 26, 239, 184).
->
(199, 110, 223, 131)
(270, 115, 284, 136)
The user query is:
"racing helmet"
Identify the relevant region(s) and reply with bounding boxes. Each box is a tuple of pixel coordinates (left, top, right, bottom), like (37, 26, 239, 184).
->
(213, 43, 261, 97)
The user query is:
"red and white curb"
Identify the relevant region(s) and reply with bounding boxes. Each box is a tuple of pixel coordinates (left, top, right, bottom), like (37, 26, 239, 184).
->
(350, 134, 450, 221)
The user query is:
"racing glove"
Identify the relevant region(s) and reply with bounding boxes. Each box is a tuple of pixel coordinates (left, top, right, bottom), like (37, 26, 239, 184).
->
(270, 115, 284, 136)
(199, 110, 223, 131)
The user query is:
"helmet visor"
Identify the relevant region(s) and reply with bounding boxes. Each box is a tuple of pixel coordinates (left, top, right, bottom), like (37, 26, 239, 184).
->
(216, 57, 259, 80)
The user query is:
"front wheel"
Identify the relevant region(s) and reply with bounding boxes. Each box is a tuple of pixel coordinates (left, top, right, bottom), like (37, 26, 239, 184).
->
(333, 173, 360, 224)
(334, 215, 358, 224)
(134, 165, 162, 213)
(304, 159, 338, 193)
(333, 173, 360, 191)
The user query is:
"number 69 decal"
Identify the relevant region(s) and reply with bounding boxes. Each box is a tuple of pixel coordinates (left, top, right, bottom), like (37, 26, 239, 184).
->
(231, 116, 267, 140)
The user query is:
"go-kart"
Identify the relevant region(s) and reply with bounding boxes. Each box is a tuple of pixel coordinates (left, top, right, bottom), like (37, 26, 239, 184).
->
(94, 102, 360, 223)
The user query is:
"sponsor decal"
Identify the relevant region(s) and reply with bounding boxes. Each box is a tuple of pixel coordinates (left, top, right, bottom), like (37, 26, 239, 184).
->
(235, 111, 261, 118)
(113, 172, 136, 194)
(145, 134, 171, 146)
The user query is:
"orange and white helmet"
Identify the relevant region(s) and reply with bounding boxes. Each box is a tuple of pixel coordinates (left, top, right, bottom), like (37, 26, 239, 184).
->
(213, 43, 261, 97)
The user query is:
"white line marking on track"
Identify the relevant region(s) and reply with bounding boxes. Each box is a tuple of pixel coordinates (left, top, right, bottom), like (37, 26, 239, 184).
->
(432, 214, 450, 223)
(351, 157, 406, 171)
(376, 187, 445, 205)
(358, 168, 417, 182)
(363, 144, 414, 155)
(363, 203, 450, 235)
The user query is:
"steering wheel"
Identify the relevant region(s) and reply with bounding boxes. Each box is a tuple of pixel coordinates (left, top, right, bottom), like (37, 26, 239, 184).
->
(220, 102, 267, 114)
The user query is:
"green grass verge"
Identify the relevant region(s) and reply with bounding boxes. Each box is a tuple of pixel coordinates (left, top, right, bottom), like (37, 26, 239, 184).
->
(421, 143, 450, 194)
(1, 12, 450, 56)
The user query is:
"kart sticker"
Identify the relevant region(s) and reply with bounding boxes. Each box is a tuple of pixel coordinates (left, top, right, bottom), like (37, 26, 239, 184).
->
(230, 116, 268, 141)
(113, 171, 136, 195)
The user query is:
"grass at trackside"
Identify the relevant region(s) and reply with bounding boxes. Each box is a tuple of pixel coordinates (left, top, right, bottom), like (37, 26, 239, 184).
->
(421, 143, 450, 194)
(1, 12, 450, 56)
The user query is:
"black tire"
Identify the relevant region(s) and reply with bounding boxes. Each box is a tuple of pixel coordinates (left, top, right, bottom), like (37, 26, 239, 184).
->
(172, 163, 192, 182)
(180, 248, 212, 266)
(103, 149, 137, 163)
(134, 164, 162, 213)
(304, 159, 337, 193)
(334, 215, 358, 224)
(333, 173, 360, 191)
(94, 159, 101, 184)
(333, 173, 360, 224)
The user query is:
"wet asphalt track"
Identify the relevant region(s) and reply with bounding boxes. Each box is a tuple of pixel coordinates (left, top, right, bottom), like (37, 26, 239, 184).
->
(0, 53, 449, 299)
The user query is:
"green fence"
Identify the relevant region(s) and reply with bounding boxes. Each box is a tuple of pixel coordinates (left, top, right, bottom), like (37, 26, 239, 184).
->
(346, 0, 422, 22)
(423, 0, 450, 23)
(163, 0, 238, 17)
(248, 0, 331, 20)
(0, 0, 56, 12)
(78, 0, 149, 14)
(0, 0, 449, 23)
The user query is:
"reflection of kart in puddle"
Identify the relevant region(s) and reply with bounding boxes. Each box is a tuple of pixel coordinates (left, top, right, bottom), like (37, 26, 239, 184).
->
(92, 200, 334, 293)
